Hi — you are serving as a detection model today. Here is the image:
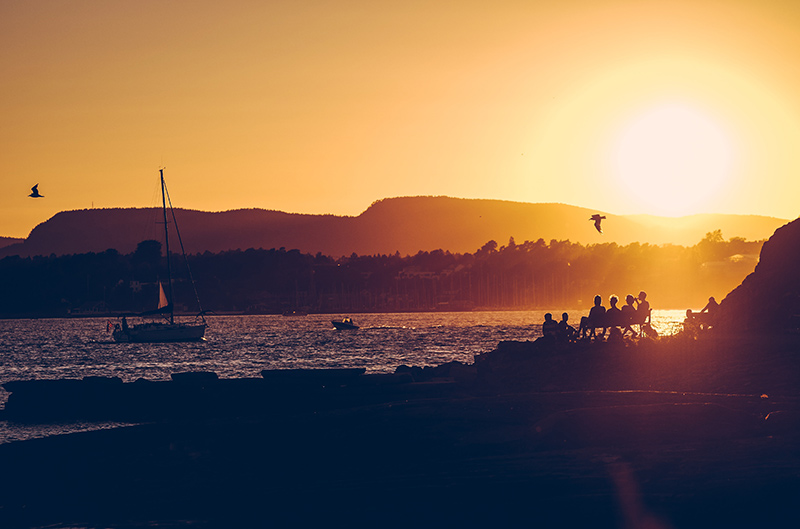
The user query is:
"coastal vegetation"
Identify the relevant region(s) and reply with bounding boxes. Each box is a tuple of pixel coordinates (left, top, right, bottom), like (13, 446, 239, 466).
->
(0, 230, 761, 317)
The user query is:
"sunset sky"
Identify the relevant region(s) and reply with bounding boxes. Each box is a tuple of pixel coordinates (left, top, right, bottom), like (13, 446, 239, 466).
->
(3, 0, 800, 238)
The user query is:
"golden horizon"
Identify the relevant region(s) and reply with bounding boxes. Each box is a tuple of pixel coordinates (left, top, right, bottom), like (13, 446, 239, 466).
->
(3, 1, 800, 237)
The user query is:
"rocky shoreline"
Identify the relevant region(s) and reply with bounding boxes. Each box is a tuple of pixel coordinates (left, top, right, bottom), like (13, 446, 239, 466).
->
(1, 335, 800, 528)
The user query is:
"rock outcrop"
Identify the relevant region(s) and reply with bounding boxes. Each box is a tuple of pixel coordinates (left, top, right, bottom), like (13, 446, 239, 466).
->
(720, 217, 800, 332)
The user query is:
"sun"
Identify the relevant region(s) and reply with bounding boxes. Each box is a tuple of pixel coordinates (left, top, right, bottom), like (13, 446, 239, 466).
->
(612, 103, 734, 216)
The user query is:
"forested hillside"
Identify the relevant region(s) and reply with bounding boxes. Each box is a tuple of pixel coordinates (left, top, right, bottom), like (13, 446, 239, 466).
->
(0, 231, 762, 317)
(0, 237, 23, 249)
(0, 197, 787, 258)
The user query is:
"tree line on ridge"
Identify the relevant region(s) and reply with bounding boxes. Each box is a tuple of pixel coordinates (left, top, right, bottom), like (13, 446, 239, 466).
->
(0, 230, 762, 318)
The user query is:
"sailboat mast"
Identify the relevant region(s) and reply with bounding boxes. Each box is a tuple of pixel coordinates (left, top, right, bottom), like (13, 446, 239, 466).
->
(160, 169, 175, 324)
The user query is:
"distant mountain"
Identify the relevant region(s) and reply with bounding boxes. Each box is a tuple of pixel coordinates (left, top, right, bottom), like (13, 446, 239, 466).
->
(0, 236, 23, 250)
(0, 197, 790, 258)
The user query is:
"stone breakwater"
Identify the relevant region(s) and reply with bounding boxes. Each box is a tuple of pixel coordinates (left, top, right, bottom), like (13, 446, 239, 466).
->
(0, 362, 477, 423)
(3, 334, 800, 424)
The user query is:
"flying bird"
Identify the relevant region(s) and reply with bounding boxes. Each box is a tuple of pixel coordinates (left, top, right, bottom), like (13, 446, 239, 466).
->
(590, 214, 605, 234)
(28, 184, 44, 198)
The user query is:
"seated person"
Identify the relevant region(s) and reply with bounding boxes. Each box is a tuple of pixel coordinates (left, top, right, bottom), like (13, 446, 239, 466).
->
(620, 294, 638, 337)
(579, 295, 607, 340)
(606, 295, 623, 332)
(557, 312, 577, 342)
(634, 291, 658, 338)
(542, 312, 558, 339)
(684, 309, 700, 334)
(695, 296, 718, 330)
(634, 291, 651, 324)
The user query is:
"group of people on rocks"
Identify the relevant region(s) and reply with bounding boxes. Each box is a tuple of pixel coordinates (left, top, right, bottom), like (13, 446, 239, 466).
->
(541, 291, 654, 343)
(541, 312, 579, 342)
(683, 296, 719, 332)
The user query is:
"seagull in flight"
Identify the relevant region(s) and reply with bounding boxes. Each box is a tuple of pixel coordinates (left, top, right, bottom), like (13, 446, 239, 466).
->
(28, 184, 44, 198)
(590, 214, 605, 234)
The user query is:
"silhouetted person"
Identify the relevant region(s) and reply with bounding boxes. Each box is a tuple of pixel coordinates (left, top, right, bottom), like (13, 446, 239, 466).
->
(606, 295, 623, 334)
(702, 296, 718, 314)
(698, 296, 718, 329)
(579, 295, 607, 340)
(634, 291, 658, 338)
(634, 291, 650, 325)
(121, 316, 129, 333)
(542, 312, 558, 339)
(28, 184, 43, 198)
(557, 312, 577, 342)
(620, 294, 638, 337)
(688, 296, 718, 330)
(590, 214, 605, 233)
(683, 309, 699, 335)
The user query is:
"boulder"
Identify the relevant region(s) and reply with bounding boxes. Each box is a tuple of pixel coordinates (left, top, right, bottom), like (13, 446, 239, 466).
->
(719, 218, 800, 332)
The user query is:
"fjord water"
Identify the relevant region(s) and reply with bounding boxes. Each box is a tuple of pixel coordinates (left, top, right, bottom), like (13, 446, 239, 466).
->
(0, 310, 685, 443)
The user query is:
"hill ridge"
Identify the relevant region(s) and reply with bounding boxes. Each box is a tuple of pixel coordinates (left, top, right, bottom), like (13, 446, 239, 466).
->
(0, 196, 789, 258)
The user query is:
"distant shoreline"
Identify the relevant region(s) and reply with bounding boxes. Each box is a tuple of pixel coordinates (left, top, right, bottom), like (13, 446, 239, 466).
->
(0, 307, 694, 320)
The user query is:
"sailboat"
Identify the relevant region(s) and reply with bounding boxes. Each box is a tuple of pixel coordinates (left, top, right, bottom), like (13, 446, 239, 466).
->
(111, 169, 208, 343)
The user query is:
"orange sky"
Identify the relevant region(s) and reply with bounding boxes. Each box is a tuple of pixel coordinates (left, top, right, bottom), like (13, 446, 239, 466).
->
(2, 0, 800, 238)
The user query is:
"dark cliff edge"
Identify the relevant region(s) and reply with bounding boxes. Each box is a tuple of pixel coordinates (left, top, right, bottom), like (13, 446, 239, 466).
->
(720, 217, 800, 332)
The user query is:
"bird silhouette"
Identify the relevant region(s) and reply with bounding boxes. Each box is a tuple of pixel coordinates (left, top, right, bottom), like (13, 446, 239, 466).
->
(590, 214, 605, 233)
(28, 184, 44, 198)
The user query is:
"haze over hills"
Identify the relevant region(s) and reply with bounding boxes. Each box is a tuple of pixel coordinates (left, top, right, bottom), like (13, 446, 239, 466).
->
(0, 237, 23, 250)
(0, 197, 789, 258)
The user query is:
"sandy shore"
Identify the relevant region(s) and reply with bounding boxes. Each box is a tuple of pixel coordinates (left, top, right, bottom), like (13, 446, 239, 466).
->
(1, 335, 800, 528)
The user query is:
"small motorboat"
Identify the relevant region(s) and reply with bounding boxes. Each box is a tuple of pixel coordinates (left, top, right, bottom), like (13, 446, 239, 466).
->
(332, 317, 359, 330)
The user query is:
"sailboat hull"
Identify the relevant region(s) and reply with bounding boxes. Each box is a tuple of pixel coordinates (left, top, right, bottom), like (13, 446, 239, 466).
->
(109, 170, 209, 344)
(113, 322, 207, 343)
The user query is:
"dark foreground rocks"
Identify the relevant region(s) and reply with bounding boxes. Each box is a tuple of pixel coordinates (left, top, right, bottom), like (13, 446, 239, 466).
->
(2, 335, 800, 528)
(719, 216, 800, 332)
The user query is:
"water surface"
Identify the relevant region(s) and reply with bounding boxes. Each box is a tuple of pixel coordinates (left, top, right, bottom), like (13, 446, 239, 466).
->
(0, 310, 685, 443)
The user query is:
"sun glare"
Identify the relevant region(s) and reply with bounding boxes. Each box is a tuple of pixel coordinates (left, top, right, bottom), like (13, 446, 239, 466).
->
(612, 103, 734, 216)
